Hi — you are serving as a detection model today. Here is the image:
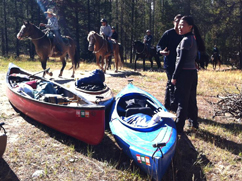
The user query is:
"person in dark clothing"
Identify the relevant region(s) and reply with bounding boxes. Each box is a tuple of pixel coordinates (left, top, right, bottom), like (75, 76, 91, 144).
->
(156, 14, 183, 111)
(171, 15, 205, 134)
(143, 30, 153, 50)
(212, 45, 220, 61)
(111, 26, 118, 42)
(108, 26, 119, 68)
(143, 30, 153, 56)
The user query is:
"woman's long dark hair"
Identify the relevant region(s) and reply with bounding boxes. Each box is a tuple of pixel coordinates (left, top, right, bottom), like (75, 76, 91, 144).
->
(181, 16, 206, 52)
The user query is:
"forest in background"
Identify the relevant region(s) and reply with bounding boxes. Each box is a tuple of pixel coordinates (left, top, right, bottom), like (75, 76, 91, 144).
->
(1, 0, 242, 67)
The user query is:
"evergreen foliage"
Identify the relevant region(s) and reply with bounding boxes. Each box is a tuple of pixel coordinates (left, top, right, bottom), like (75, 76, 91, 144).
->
(1, 0, 242, 67)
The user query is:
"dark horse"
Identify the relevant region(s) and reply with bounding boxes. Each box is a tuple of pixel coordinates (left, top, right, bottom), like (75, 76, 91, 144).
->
(132, 41, 161, 71)
(17, 21, 79, 78)
(87, 31, 122, 73)
(211, 52, 221, 70)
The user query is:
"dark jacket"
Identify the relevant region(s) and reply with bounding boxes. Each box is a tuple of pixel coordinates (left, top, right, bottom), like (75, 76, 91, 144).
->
(111, 31, 118, 40)
(156, 28, 182, 72)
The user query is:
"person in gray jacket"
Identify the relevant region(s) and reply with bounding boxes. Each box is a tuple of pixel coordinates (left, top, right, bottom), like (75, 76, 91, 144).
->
(100, 18, 113, 54)
(172, 15, 205, 134)
(40, 9, 63, 53)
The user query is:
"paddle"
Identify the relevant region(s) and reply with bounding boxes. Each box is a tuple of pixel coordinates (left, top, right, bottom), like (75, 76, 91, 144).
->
(29, 68, 50, 77)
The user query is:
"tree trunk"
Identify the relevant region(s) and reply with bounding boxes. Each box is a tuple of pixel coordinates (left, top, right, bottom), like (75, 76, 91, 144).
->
(75, 0, 80, 60)
(240, 0, 242, 69)
(3, 0, 8, 56)
(130, 0, 135, 63)
(15, 0, 20, 57)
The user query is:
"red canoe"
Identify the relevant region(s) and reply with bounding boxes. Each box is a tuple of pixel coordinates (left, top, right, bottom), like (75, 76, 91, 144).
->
(5, 63, 105, 145)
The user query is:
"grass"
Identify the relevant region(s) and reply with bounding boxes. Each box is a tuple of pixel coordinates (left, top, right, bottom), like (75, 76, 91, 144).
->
(0, 56, 242, 180)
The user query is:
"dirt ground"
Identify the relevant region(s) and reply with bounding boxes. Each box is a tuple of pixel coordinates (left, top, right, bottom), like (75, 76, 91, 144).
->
(0, 67, 241, 181)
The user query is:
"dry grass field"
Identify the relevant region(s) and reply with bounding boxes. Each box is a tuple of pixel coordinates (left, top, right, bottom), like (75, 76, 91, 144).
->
(0, 57, 241, 181)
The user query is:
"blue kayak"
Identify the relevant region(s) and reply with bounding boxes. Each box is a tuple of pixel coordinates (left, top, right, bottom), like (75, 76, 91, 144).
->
(109, 82, 177, 180)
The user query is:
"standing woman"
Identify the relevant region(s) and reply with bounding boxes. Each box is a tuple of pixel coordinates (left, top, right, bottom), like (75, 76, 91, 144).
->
(171, 16, 205, 134)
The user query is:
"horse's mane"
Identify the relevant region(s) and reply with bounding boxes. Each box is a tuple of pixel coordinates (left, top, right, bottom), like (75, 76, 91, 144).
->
(24, 21, 44, 35)
(87, 31, 102, 41)
(135, 40, 143, 45)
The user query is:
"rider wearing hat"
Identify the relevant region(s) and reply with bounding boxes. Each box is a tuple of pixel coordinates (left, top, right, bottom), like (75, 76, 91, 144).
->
(100, 18, 113, 54)
(111, 26, 118, 43)
(40, 9, 63, 53)
(143, 30, 153, 49)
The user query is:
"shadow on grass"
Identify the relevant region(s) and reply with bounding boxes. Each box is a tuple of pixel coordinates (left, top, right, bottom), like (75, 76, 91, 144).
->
(171, 133, 209, 181)
(198, 118, 242, 155)
(123, 61, 165, 73)
(0, 158, 19, 181)
(20, 114, 151, 179)
(18, 112, 211, 181)
(199, 118, 242, 135)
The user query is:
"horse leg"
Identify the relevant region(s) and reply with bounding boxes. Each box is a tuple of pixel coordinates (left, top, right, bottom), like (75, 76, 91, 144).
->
(104, 57, 108, 73)
(68, 45, 78, 78)
(40, 61, 47, 77)
(100, 56, 106, 73)
(107, 56, 111, 70)
(95, 54, 102, 70)
(40, 59, 53, 77)
(59, 56, 66, 77)
(134, 55, 139, 71)
(155, 55, 161, 71)
(149, 56, 153, 71)
(143, 57, 146, 71)
(114, 52, 119, 73)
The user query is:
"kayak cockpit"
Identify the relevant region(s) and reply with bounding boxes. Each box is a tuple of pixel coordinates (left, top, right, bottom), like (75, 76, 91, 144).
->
(116, 92, 166, 130)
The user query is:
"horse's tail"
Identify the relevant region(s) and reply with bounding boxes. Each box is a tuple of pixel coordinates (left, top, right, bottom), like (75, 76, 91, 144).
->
(118, 43, 124, 64)
(74, 47, 80, 69)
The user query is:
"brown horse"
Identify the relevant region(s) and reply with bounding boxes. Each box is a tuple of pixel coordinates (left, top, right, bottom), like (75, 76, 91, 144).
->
(87, 31, 122, 73)
(17, 21, 79, 78)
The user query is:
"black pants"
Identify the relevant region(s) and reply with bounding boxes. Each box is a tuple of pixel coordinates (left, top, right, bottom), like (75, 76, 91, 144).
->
(175, 69, 198, 133)
(164, 68, 176, 111)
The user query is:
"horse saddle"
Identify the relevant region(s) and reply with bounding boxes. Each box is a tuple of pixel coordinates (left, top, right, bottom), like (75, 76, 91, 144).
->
(46, 31, 69, 46)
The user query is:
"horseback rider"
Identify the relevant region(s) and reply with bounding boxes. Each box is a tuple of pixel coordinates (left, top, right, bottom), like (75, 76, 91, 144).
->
(111, 26, 118, 43)
(143, 30, 153, 56)
(99, 18, 113, 55)
(212, 45, 220, 61)
(39, 8, 63, 53)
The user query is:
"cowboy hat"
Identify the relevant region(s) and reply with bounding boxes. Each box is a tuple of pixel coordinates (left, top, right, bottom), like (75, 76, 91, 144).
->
(44, 9, 56, 16)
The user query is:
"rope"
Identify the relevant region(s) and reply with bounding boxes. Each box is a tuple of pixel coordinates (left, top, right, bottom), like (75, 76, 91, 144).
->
(136, 44, 146, 54)
(28, 28, 50, 41)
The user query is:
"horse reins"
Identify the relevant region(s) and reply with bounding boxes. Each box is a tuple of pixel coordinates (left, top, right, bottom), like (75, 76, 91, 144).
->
(135, 44, 146, 54)
(92, 34, 106, 54)
(23, 28, 52, 48)
(28, 28, 50, 41)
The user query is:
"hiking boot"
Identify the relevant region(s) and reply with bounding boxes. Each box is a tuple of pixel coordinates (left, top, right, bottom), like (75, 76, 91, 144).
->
(188, 119, 199, 131)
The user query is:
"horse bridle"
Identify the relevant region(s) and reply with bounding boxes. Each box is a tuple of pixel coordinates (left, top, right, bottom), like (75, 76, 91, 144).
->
(29, 28, 50, 41)
(19, 25, 50, 41)
(91, 34, 106, 54)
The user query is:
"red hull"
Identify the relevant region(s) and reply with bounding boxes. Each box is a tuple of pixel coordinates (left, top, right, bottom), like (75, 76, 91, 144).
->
(6, 64, 105, 145)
